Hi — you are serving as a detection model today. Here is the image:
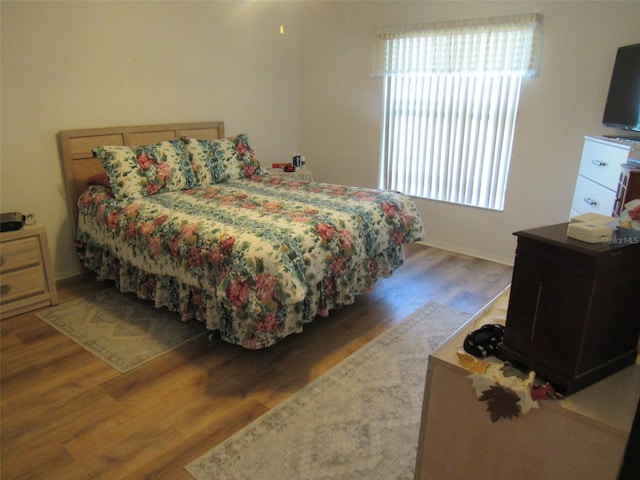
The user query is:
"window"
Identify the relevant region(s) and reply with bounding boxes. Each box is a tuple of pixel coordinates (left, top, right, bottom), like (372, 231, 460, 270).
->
(374, 14, 542, 210)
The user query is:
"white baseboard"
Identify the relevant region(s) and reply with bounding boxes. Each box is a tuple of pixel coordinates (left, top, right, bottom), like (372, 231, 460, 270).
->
(417, 239, 514, 267)
(54, 265, 86, 282)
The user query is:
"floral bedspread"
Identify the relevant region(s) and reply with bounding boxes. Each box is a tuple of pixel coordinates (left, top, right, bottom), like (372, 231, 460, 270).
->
(76, 176, 426, 348)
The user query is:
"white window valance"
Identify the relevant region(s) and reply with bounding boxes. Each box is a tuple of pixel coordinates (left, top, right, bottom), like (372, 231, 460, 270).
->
(372, 13, 543, 77)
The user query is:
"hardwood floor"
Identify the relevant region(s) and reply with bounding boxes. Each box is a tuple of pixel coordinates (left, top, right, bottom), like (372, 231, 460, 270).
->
(0, 244, 512, 479)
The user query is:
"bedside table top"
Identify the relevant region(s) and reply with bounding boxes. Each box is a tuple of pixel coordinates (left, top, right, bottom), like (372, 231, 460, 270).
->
(265, 167, 313, 182)
(514, 222, 640, 256)
(1, 224, 46, 241)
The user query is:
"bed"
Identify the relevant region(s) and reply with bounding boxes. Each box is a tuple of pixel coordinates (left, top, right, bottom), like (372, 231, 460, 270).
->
(60, 121, 426, 349)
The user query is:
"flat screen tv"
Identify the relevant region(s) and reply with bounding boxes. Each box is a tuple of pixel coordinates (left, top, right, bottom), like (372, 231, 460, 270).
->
(602, 43, 640, 134)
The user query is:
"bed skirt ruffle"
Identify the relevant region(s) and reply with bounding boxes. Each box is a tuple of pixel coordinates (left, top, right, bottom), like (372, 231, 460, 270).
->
(77, 240, 406, 349)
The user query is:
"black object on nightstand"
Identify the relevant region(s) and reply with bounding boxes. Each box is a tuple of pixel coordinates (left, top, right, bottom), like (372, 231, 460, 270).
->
(499, 223, 640, 395)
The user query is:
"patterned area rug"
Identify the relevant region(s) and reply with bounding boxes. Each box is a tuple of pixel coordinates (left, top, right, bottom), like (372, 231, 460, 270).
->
(36, 288, 206, 372)
(186, 301, 472, 480)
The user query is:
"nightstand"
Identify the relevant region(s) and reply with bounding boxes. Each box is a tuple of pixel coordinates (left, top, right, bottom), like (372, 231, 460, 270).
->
(1, 225, 58, 319)
(499, 223, 640, 395)
(266, 167, 314, 182)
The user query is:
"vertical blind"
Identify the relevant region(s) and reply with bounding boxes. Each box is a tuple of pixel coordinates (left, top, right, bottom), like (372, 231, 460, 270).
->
(374, 14, 542, 210)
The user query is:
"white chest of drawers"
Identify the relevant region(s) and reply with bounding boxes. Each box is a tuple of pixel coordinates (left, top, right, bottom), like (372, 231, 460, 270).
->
(570, 136, 640, 217)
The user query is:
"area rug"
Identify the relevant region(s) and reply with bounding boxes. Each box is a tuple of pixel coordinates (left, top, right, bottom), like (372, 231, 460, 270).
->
(186, 301, 472, 480)
(36, 288, 206, 373)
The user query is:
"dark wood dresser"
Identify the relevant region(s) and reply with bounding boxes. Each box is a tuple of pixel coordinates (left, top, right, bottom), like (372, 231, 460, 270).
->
(500, 223, 640, 395)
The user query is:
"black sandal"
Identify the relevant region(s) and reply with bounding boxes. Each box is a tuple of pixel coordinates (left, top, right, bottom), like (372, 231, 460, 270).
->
(463, 324, 505, 359)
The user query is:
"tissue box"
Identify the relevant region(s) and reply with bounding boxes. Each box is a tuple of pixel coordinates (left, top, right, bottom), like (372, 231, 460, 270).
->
(567, 222, 613, 243)
(570, 212, 616, 225)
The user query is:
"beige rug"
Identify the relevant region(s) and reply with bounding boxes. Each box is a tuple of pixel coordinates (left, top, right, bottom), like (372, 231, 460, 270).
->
(36, 288, 206, 372)
(186, 301, 471, 480)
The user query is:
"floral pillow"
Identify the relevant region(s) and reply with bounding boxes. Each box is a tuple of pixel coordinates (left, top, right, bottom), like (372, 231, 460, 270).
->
(93, 140, 196, 200)
(182, 133, 263, 185)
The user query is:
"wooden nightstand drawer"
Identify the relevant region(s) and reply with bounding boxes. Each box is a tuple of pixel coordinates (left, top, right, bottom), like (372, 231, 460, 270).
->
(1, 236, 42, 271)
(0, 265, 47, 304)
(0, 226, 57, 319)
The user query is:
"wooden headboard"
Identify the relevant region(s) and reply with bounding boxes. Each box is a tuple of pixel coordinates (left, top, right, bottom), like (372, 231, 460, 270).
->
(59, 121, 225, 231)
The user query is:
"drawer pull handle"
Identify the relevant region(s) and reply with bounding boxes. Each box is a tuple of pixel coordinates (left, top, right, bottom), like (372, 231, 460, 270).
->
(591, 159, 607, 167)
(583, 197, 599, 206)
(0, 284, 11, 295)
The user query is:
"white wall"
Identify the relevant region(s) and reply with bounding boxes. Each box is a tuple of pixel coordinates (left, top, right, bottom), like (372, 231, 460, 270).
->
(2, 1, 639, 279)
(1, 0, 302, 278)
(298, 1, 640, 263)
